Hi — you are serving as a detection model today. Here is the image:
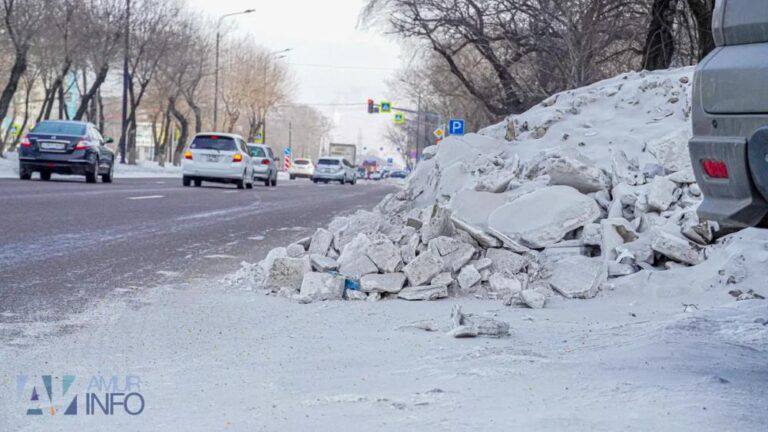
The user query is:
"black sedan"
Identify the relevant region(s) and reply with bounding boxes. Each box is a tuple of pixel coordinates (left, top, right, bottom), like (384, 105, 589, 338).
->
(18, 120, 115, 183)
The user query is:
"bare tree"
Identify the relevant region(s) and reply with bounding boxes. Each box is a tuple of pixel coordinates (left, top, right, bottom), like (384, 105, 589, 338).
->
(0, 0, 46, 127)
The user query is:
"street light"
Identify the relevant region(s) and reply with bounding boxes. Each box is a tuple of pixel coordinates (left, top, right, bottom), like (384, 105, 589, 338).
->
(261, 48, 291, 144)
(213, 8, 256, 131)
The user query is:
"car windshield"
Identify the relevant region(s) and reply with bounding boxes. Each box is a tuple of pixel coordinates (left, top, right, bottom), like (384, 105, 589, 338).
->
(317, 159, 340, 166)
(190, 136, 236, 151)
(32, 122, 86, 136)
(248, 146, 266, 157)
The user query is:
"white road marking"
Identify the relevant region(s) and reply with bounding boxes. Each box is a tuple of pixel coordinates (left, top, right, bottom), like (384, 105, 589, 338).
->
(128, 195, 165, 200)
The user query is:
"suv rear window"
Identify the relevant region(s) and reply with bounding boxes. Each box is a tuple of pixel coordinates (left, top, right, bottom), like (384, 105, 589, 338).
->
(191, 136, 236, 151)
(32, 122, 86, 136)
(248, 146, 266, 157)
(317, 159, 340, 166)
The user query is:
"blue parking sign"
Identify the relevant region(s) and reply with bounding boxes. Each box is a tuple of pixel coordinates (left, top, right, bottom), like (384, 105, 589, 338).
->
(449, 119, 465, 136)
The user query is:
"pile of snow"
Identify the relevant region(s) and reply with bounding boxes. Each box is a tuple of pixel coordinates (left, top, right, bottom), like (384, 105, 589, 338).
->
(243, 68, 764, 314)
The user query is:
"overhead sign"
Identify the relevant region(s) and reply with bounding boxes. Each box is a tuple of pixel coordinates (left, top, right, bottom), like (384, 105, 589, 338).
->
(393, 112, 405, 125)
(449, 119, 465, 136)
(433, 127, 445, 139)
(380, 101, 392, 113)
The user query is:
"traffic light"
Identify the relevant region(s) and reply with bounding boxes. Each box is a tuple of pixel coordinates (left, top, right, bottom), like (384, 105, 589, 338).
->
(367, 99, 375, 114)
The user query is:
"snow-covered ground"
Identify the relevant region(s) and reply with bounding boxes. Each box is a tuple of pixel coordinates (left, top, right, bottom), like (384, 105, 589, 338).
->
(2, 68, 766, 430)
(0, 151, 296, 181)
(0, 151, 183, 179)
(1, 231, 765, 430)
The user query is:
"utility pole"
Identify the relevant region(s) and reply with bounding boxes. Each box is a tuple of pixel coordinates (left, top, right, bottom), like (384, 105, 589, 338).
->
(261, 49, 291, 144)
(119, 0, 130, 164)
(213, 9, 255, 132)
(288, 121, 293, 151)
(213, 31, 220, 131)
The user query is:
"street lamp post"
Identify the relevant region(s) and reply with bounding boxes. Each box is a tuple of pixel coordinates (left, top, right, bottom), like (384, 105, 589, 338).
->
(213, 9, 255, 131)
(261, 48, 291, 144)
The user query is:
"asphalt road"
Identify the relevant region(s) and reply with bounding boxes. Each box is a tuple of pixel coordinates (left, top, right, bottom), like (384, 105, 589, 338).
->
(0, 176, 397, 328)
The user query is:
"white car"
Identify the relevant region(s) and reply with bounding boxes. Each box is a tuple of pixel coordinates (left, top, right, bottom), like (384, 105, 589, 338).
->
(289, 158, 315, 180)
(182, 133, 254, 189)
(247, 144, 278, 187)
(312, 157, 357, 185)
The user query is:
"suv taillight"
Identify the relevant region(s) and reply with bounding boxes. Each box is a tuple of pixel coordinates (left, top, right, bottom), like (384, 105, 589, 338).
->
(232, 153, 243, 163)
(184, 151, 193, 160)
(20, 136, 31, 148)
(702, 159, 729, 179)
(261, 159, 270, 165)
(74, 140, 89, 151)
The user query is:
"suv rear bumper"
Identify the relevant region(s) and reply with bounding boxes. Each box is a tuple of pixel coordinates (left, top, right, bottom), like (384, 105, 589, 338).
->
(689, 136, 768, 228)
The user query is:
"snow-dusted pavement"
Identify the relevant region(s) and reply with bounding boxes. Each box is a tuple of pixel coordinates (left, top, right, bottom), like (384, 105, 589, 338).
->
(1, 267, 765, 431)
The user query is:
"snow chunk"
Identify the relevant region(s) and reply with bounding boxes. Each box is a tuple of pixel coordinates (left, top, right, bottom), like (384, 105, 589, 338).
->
(300, 272, 345, 302)
(265, 256, 312, 292)
(547, 255, 604, 299)
(398, 285, 449, 301)
(488, 186, 601, 249)
(360, 273, 407, 294)
(403, 251, 445, 287)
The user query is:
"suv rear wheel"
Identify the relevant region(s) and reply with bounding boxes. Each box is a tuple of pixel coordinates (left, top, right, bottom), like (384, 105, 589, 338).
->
(183, 176, 192, 187)
(40, 171, 52, 181)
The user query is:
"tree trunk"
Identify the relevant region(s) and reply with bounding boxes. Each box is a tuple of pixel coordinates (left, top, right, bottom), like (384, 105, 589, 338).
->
(687, 0, 715, 60)
(10, 83, 33, 152)
(97, 90, 105, 133)
(168, 97, 189, 166)
(643, 0, 679, 70)
(184, 93, 202, 134)
(0, 48, 29, 127)
(74, 63, 109, 120)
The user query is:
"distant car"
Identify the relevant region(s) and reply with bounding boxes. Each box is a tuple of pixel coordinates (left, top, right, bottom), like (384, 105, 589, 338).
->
(289, 158, 315, 180)
(370, 171, 383, 181)
(389, 170, 409, 179)
(18, 120, 115, 183)
(182, 133, 254, 189)
(689, 1, 768, 229)
(247, 144, 278, 187)
(313, 157, 357, 185)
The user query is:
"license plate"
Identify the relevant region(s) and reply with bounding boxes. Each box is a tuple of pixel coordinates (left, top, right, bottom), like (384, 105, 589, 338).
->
(40, 142, 66, 151)
(206, 155, 220, 162)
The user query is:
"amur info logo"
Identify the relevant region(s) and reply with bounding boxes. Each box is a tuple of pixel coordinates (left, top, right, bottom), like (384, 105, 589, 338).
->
(16, 374, 145, 416)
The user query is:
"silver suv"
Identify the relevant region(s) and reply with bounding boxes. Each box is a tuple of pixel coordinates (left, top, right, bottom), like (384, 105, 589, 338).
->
(690, 1, 768, 228)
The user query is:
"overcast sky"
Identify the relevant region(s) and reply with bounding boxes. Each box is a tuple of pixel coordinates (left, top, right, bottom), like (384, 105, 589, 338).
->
(190, 0, 406, 163)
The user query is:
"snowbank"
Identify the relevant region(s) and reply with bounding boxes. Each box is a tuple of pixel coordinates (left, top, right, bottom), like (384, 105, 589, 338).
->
(239, 68, 764, 340)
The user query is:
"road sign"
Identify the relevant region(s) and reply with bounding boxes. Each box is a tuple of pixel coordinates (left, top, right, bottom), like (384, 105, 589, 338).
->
(393, 112, 405, 125)
(254, 131, 264, 144)
(387, 157, 394, 168)
(380, 101, 392, 113)
(449, 119, 465, 136)
(283, 148, 292, 170)
(433, 127, 445, 139)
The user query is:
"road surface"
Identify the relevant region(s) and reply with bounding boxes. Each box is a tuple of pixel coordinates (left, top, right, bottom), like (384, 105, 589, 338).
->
(0, 176, 396, 329)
